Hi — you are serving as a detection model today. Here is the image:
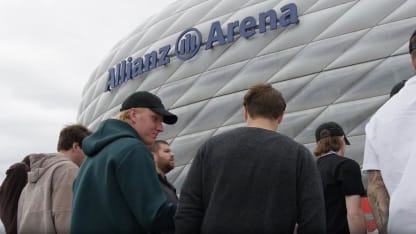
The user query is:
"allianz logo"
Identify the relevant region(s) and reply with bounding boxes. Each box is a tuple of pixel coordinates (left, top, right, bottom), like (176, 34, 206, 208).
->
(105, 3, 299, 92)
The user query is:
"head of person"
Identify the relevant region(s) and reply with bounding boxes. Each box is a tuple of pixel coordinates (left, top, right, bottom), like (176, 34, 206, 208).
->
(409, 29, 416, 70)
(150, 140, 175, 175)
(116, 91, 177, 146)
(242, 83, 286, 125)
(313, 122, 350, 157)
(57, 124, 92, 166)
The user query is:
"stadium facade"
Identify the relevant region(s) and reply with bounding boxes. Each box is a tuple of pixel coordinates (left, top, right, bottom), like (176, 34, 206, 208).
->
(77, 0, 416, 191)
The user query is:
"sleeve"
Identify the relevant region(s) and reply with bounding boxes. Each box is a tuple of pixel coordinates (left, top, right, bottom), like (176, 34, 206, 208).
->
(337, 160, 366, 196)
(116, 145, 175, 232)
(175, 143, 205, 234)
(296, 146, 326, 234)
(362, 136, 380, 171)
(52, 164, 79, 234)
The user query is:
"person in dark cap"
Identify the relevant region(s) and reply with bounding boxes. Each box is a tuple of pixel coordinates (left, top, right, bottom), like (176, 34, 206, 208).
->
(70, 91, 177, 234)
(363, 29, 416, 233)
(314, 121, 366, 234)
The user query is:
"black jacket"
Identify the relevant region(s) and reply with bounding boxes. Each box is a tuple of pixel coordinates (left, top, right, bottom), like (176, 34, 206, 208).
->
(0, 162, 29, 234)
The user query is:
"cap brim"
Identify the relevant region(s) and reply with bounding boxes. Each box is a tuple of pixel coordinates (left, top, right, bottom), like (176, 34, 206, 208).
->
(344, 135, 351, 145)
(152, 108, 178, 125)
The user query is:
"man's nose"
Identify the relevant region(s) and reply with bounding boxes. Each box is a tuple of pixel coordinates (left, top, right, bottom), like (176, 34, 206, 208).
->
(157, 122, 164, 132)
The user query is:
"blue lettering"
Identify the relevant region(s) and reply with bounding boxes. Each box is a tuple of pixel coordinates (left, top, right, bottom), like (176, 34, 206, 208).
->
(259, 10, 278, 33)
(144, 51, 158, 71)
(240, 16, 257, 38)
(205, 21, 226, 49)
(119, 60, 127, 85)
(104, 3, 300, 92)
(158, 45, 171, 66)
(106, 68, 116, 91)
(280, 3, 299, 27)
(133, 57, 144, 77)
(179, 34, 197, 55)
(126, 57, 133, 80)
(115, 63, 123, 86)
(226, 21, 239, 43)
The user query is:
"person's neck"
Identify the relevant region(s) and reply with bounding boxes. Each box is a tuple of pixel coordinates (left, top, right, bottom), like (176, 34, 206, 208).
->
(246, 117, 278, 132)
(59, 150, 72, 160)
(156, 167, 165, 177)
(59, 150, 80, 166)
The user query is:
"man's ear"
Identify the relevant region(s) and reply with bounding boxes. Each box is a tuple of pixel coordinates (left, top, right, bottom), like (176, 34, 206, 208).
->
(243, 106, 248, 121)
(128, 109, 137, 123)
(277, 112, 284, 124)
(72, 142, 80, 152)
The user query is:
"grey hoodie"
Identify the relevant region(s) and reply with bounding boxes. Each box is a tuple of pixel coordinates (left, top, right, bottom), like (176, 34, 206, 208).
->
(17, 153, 78, 234)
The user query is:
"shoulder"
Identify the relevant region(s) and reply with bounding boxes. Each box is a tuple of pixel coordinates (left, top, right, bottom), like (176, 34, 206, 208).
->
(324, 154, 358, 167)
(43, 154, 78, 177)
(53, 154, 78, 167)
(52, 157, 78, 178)
(117, 141, 153, 166)
(335, 157, 362, 176)
(338, 156, 360, 166)
(210, 127, 297, 144)
(209, 127, 247, 140)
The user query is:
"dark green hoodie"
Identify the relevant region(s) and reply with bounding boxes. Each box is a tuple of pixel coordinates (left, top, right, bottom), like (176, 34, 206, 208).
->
(70, 119, 175, 234)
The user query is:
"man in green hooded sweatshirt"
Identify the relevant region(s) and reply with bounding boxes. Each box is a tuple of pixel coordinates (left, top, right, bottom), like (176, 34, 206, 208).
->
(70, 91, 178, 234)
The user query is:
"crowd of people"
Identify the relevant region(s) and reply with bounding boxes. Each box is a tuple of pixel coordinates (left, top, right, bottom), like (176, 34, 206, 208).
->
(0, 30, 415, 234)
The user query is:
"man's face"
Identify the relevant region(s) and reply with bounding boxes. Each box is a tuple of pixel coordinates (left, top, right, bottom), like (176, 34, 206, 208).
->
(131, 108, 164, 145)
(74, 145, 87, 167)
(68, 142, 86, 167)
(155, 143, 175, 174)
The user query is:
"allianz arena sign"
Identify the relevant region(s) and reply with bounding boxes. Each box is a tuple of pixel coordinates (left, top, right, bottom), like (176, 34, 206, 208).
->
(105, 3, 299, 91)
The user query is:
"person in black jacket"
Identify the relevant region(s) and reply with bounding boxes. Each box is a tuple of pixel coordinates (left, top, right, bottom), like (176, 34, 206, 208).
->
(0, 156, 30, 234)
(150, 140, 178, 234)
(314, 122, 366, 234)
(151, 140, 178, 204)
(175, 83, 326, 234)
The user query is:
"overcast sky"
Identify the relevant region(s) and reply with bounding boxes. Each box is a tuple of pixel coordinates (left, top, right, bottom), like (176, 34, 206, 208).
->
(0, 0, 176, 182)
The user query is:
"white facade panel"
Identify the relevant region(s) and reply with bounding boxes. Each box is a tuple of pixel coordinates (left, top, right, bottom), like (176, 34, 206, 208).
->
(77, 0, 416, 190)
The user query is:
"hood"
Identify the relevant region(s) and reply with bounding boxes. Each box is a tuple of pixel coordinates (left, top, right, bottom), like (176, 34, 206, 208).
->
(82, 119, 140, 157)
(27, 153, 71, 183)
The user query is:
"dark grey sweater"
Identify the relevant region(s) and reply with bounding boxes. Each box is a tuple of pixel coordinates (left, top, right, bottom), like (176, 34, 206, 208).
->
(175, 127, 326, 234)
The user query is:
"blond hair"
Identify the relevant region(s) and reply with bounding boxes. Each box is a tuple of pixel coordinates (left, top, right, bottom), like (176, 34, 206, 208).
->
(115, 108, 145, 124)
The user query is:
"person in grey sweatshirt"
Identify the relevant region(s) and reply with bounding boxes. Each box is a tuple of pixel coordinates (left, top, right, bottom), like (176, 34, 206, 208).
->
(175, 83, 326, 234)
(17, 124, 91, 234)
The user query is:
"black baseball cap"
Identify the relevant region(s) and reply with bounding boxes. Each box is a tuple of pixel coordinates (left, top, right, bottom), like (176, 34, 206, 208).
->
(120, 91, 178, 125)
(315, 122, 350, 145)
(409, 29, 416, 53)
